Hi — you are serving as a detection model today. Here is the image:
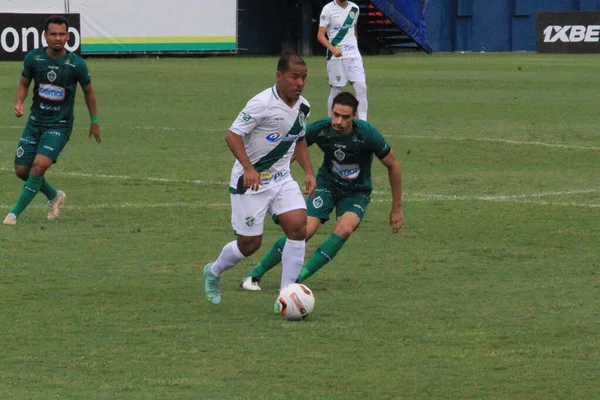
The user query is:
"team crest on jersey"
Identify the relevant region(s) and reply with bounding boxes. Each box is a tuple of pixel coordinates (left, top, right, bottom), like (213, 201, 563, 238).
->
(312, 196, 324, 209)
(47, 70, 57, 82)
(298, 112, 307, 129)
(334, 149, 346, 161)
(349, 12, 356, 19)
(245, 214, 255, 227)
(16, 147, 24, 158)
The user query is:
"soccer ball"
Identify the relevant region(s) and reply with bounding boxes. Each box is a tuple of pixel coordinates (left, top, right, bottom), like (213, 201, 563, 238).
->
(275, 283, 315, 321)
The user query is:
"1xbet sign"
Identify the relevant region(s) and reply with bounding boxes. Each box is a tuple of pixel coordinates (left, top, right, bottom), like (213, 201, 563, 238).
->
(542, 25, 600, 42)
(537, 12, 600, 53)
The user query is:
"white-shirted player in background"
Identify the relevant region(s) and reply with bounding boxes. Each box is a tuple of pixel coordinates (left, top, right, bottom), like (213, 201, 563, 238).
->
(203, 54, 316, 305)
(318, 0, 368, 121)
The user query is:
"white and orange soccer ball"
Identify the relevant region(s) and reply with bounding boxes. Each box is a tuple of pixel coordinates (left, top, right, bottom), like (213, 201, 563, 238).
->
(275, 283, 315, 321)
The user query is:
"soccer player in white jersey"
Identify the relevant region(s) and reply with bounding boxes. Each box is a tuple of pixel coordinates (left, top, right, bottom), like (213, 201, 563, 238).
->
(203, 54, 317, 305)
(318, 0, 368, 121)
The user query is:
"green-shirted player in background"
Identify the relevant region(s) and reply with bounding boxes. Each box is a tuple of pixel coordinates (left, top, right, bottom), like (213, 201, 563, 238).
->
(241, 91, 403, 290)
(3, 15, 101, 225)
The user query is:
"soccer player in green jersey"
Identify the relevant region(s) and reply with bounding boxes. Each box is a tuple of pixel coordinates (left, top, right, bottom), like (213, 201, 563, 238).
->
(3, 16, 101, 225)
(241, 91, 403, 290)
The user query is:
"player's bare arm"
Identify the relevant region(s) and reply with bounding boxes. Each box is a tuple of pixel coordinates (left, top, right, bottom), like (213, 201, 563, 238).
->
(14, 76, 31, 117)
(82, 82, 102, 143)
(293, 139, 316, 195)
(225, 130, 261, 191)
(380, 150, 403, 233)
(317, 26, 342, 57)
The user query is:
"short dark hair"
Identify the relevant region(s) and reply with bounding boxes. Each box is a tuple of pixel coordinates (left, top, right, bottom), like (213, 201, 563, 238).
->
(277, 53, 306, 73)
(44, 15, 69, 32)
(332, 91, 359, 115)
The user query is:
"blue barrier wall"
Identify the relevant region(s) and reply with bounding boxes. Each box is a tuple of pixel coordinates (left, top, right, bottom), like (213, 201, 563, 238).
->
(426, 0, 600, 52)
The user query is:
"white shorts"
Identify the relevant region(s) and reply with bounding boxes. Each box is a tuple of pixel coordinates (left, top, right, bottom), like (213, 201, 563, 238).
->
(230, 179, 306, 236)
(327, 56, 366, 87)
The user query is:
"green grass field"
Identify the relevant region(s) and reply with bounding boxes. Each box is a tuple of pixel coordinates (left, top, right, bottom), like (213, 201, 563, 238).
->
(0, 53, 599, 399)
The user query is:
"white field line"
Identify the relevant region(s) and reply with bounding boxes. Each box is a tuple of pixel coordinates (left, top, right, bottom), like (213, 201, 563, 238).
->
(1, 125, 599, 150)
(1, 167, 598, 207)
(1, 188, 599, 210)
(396, 135, 600, 151)
(0, 125, 222, 132)
(0, 167, 228, 186)
(2, 198, 599, 210)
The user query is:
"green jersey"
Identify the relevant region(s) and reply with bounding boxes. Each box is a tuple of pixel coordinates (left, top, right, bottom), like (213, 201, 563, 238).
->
(21, 47, 91, 131)
(306, 118, 391, 192)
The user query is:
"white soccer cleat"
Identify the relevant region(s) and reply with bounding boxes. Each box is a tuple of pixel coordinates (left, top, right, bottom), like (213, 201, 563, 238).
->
(240, 276, 262, 291)
(3, 213, 17, 225)
(47, 190, 66, 221)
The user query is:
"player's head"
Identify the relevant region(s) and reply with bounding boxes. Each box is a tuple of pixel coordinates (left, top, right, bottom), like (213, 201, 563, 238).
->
(276, 53, 308, 104)
(331, 91, 358, 135)
(44, 16, 69, 52)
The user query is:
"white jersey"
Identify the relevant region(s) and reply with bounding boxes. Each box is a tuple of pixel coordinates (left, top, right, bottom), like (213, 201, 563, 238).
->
(319, 0, 361, 59)
(228, 85, 311, 194)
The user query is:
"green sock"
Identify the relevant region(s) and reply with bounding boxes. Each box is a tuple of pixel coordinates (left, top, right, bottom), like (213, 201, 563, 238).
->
(10, 174, 44, 216)
(246, 236, 287, 280)
(298, 234, 346, 282)
(39, 178, 58, 201)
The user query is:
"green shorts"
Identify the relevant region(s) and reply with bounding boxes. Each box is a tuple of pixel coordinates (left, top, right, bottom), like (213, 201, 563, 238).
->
(14, 122, 71, 166)
(306, 184, 371, 223)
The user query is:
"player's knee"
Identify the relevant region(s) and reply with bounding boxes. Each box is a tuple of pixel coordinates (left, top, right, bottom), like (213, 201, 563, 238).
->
(333, 227, 353, 240)
(329, 86, 343, 95)
(353, 81, 367, 96)
(14, 167, 29, 181)
(237, 235, 262, 257)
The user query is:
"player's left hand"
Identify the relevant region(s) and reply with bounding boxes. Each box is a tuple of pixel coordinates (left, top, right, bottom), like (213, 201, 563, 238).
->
(390, 208, 403, 233)
(304, 174, 316, 196)
(89, 123, 102, 143)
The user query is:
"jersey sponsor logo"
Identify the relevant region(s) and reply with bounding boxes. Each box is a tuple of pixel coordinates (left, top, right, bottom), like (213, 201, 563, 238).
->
(353, 204, 365, 212)
(39, 102, 61, 112)
(265, 132, 298, 142)
(333, 23, 354, 31)
(39, 84, 65, 101)
(312, 196, 324, 209)
(19, 137, 37, 145)
(332, 160, 360, 180)
(259, 171, 289, 185)
(43, 145, 55, 151)
(266, 132, 282, 142)
(47, 70, 57, 82)
(543, 25, 600, 42)
(260, 171, 272, 185)
(239, 111, 252, 122)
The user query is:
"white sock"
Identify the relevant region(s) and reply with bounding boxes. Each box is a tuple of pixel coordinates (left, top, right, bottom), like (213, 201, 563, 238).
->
(353, 81, 368, 121)
(327, 86, 343, 116)
(210, 240, 245, 277)
(280, 238, 305, 288)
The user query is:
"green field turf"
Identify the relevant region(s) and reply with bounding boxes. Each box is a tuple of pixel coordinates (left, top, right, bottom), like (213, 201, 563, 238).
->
(0, 53, 599, 399)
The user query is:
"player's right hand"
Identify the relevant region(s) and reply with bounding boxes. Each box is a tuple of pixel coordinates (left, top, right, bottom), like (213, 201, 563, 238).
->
(14, 103, 24, 118)
(243, 168, 261, 191)
(332, 48, 343, 57)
